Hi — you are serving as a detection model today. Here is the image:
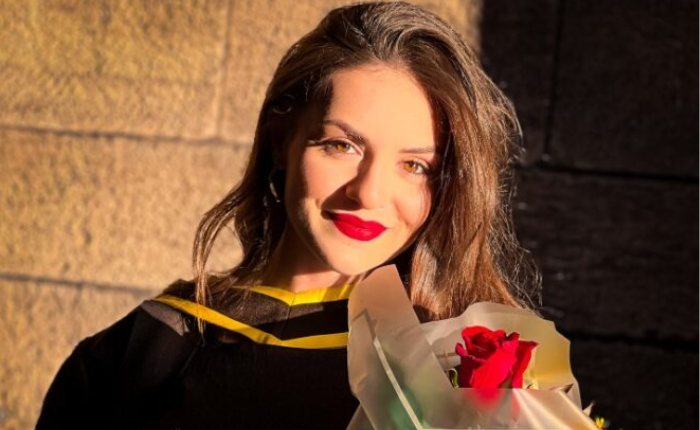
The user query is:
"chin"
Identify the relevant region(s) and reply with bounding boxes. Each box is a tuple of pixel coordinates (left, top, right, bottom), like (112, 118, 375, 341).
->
(321, 249, 387, 277)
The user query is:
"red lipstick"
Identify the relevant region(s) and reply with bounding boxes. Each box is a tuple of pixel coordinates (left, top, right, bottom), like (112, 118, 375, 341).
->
(330, 213, 387, 241)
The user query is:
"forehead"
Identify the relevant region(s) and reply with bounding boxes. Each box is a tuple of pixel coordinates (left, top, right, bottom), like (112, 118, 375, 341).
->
(323, 64, 437, 148)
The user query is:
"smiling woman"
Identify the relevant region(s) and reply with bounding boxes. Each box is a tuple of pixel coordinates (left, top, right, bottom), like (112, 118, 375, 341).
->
(36, 2, 540, 429)
(271, 64, 437, 285)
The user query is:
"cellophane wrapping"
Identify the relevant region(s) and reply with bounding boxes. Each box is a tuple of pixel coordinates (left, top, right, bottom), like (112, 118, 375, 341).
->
(346, 266, 599, 430)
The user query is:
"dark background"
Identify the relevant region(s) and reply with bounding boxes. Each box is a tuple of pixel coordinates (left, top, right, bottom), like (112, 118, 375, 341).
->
(480, 1, 698, 429)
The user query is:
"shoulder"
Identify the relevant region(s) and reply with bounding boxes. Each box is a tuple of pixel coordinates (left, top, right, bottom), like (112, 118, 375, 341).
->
(52, 297, 201, 386)
(75, 298, 201, 384)
(37, 298, 202, 429)
(76, 298, 196, 357)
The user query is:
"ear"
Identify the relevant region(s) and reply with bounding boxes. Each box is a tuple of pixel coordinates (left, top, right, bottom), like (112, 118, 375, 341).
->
(271, 144, 287, 170)
(266, 113, 293, 170)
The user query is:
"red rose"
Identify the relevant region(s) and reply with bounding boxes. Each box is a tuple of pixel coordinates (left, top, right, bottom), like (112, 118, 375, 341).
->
(455, 326, 537, 389)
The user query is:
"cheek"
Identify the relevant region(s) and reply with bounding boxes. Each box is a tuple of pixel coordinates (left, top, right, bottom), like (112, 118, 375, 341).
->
(299, 153, 351, 199)
(397, 186, 432, 231)
(286, 152, 325, 200)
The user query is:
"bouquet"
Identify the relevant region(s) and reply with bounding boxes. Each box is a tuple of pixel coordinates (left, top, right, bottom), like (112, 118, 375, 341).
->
(345, 266, 601, 430)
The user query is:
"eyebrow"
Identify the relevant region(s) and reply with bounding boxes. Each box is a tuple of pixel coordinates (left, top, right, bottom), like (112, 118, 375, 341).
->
(322, 119, 365, 143)
(322, 119, 436, 155)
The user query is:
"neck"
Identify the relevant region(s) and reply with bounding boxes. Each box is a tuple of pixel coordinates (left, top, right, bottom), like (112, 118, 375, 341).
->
(266, 271, 363, 293)
(258, 229, 364, 293)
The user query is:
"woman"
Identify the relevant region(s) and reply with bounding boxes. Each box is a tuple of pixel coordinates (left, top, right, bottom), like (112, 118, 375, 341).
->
(37, 2, 539, 429)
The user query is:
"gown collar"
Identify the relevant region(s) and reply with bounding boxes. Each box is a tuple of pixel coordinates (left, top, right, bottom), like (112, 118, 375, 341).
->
(154, 283, 354, 349)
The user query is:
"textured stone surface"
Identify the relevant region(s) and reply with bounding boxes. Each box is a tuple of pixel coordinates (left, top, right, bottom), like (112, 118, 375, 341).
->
(513, 169, 698, 341)
(0, 279, 153, 430)
(549, 0, 698, 177)
(0, 0, 227, 138)
(220, 0, 482, 143)
(572, 339, 698, 430)
(480, 0, 559, 165)
(0, 129, 246, 288)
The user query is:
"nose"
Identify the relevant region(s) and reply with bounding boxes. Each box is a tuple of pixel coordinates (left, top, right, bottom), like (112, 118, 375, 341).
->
(344, 156, 391, 210)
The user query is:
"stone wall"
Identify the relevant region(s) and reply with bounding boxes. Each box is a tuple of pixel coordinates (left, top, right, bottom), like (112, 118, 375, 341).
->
(0, 1, 480, 428)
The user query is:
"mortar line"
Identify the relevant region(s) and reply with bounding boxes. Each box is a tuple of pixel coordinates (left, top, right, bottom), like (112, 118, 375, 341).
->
(0, 271, 159, 296)
(563, 329, 699, 354)
(214, 0, 235, 136)
(542, 0, 565, 157)
(0, 123, 253, 149)
(516, 163, 698, 185)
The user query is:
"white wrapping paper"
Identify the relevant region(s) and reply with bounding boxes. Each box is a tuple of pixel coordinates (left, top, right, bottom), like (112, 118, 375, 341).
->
(346, 266, 599, 430)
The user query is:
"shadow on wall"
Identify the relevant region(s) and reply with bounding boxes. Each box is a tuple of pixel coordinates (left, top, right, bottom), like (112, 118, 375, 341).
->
(480, 1, 699, 430)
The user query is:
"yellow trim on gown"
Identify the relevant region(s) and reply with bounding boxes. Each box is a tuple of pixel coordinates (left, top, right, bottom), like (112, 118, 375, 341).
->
(154, 283, 353, 349)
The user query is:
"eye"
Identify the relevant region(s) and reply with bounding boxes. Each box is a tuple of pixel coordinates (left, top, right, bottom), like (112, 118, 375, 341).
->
(403, 160, 430, 176)
(321, 139, 359, 155)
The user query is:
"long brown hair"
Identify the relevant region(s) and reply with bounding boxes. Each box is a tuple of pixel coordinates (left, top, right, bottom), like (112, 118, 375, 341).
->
(173, 1, 540, 321)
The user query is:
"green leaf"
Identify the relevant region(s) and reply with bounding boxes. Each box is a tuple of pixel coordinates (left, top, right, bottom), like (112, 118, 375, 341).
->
(447, 368, 459, 388)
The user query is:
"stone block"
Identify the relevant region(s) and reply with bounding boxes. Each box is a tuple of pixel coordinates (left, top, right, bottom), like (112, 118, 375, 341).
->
(480, 0, 559, 165)
(513, 170, 698, 341)
(0, 279, 154, 430)
(572, 339, 698, 430)
(0, 0, 228, 138)
(220, 0, 482, 144)
(549, 0, 698, 177)
(0, 129, 247, 289)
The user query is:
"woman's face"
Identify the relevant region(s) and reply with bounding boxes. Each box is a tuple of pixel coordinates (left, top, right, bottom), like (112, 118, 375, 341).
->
(280, 63, 439, 277)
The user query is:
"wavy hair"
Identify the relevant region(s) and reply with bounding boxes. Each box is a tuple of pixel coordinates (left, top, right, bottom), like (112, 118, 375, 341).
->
(170, 1, 541, 321)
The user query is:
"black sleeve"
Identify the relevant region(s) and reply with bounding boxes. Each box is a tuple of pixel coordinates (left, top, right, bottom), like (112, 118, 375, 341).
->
(35, 309, 138, 430)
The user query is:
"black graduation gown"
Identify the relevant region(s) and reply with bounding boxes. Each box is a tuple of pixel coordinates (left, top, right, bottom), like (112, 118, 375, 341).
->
(36, 285, 359, 430)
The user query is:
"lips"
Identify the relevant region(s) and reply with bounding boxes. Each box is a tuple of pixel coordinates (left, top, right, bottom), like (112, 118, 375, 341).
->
(329, 212, 387, 241)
